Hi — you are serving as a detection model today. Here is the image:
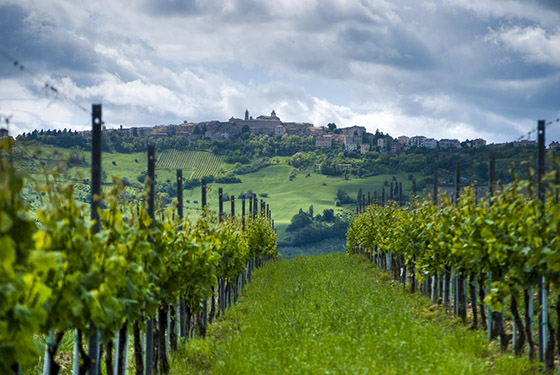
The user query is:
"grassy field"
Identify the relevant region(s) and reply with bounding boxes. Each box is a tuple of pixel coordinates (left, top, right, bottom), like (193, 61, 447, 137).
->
(170, 253, 538, 375)
(278, 238, 346, 258)
(16, 146, 425, 238)
(183, 165, 422, 236)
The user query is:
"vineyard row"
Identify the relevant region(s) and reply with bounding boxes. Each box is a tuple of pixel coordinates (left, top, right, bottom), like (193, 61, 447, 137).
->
(347, 158, 560, 371)
(1, 116, 277, 375)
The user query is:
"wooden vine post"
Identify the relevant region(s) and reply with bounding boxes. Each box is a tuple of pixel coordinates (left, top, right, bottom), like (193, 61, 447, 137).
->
(89, 104, 102, 375)
(145, 145, 156, 375)
(177, 169, 186, 342)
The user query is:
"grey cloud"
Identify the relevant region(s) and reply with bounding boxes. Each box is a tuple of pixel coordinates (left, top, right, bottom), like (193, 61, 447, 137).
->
(0, 3, 161, 87)
(0, 4, 101, 75)
(533, 0, 560, 13)
(141, 0, 203, 16)
(1, 0, 559, 143)
(141, 0, 270, 20)
(343, 25, 438, 70)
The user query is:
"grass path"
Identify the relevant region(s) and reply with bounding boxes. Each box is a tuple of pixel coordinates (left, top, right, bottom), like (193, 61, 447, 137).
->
(171, 254, 537, 374)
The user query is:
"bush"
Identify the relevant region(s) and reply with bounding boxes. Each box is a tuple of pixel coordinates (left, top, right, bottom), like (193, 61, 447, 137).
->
(225, 155, 251, 164)
(336, 189, 355, 204)
(184, 179, 201, 189)
(214, 176, 242, 184)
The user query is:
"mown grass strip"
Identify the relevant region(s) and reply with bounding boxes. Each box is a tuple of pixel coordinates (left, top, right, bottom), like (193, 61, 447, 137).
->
(170, 253, 539, 375)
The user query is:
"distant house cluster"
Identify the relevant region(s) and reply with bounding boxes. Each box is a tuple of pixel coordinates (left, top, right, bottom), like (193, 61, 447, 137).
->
(89, 112, 491, 154)
(314, 125, 370, 152)
(315, 129, 488, 153)
(88, 110, 315, 142)
(392, 136, 485, 150)
(40, 110, 560, 154)
(224, 110, 314, 138)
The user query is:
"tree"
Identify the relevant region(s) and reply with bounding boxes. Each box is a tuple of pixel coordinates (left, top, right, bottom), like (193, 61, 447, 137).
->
(322, 209, 335, 222)
(286, 209, 312, 232)
(327, 123, 337, 132)
(320, 161, 337, 176)
(289, 152, 316, 169)
(336, 189, 354, 204)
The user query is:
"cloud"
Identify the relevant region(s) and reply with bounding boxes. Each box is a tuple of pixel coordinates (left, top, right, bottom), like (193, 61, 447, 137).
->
(0, 3, 101, 76)
(0, 0, 559, 144)
(485, 26, 560, 68)
(441, 0, 560, 25)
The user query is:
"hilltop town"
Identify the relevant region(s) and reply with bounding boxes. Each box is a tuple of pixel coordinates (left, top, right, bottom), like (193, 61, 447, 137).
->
(75, 109, 494, 152)
(91, 109, 560, 151)
(12, 109, 560, 151)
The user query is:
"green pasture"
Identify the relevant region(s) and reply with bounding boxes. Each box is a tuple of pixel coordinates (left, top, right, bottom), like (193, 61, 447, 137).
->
(17, 146, 424, 239)
(183, 165, 422, 237)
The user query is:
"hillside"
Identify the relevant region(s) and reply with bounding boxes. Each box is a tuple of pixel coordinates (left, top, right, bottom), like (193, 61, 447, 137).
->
(170, 253, 537, 374)
(182, 164, 421, 236)
(14, 138, 546, 250)
(14, 144, 426, 242)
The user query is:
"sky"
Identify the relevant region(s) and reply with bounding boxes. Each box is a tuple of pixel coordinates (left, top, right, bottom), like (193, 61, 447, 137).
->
(1, 0, 559, 143)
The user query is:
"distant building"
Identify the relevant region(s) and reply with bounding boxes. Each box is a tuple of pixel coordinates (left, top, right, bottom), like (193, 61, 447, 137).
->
(275, 125, 287, 136)
(333, 135, 346, 144)
(424, 138, 437, 149)
(410, 136, 426, 148)
(341, 125, 366, 137)
(311, 126, 327, 135)
(439, 139, 461, 149)
(283, 122, 314, 136)
(360, 144, 371, 154)
(513, 140, 537, 147)
(112, 128, 133, 137)
(343, 135, 358, 151)
(256, 110, 280, 121)
(398, 136, 410, 146)
(550, 142, 560, 150)
(472, 138, 487, 148)
(0, 128, 8, 138)
(377, 138, 386, 150)
(345, 143, 358, 151)
(340, 135, 357, 145)
(315, 134, 333, 148)
(391, 142, 402, 154)
(227, 110, 312, 137)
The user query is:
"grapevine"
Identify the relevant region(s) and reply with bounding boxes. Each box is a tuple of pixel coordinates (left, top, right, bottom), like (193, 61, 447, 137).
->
(0, 137, 277, 374)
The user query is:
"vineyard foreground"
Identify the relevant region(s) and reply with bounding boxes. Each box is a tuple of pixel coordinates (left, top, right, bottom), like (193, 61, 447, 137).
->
(170, 253, 537, 375)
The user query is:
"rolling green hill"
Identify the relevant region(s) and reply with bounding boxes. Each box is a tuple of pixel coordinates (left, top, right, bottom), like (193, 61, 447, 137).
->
(15, 145, 425, 241)
(182, 164, 421, 237)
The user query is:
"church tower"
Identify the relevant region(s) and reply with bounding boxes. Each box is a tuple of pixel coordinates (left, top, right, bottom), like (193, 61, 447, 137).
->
(245, 109, 249, 121)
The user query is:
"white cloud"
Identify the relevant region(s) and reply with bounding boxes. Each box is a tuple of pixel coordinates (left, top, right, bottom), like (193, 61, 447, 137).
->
(442, 0, 560, 26)
(485, 26, 560, 67)
(0, 78, 85, 134)
(1, 0, 559, 143)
